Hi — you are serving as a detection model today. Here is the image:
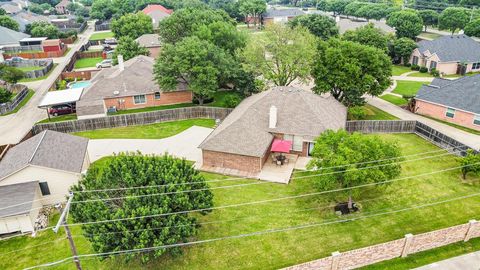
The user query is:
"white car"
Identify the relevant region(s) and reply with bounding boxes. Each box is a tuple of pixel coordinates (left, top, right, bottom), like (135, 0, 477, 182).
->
(96, 59, 113, 68)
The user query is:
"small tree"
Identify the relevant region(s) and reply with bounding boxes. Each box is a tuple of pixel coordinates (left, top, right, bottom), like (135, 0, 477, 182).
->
(387, 10, 423, 39)
(0, 88, 13, 103)
(70, 153, 213, 262)
(29, 22, 60, 39)
(241, 24, 316, 86)
(308, 130, 402, 209)
(112, 36, 150, 64)
(464, 18, 480, 38)
(419, 9, 439, 32)
(0, 15, 19, 31)
(0, 65, 24, 86)
(392, 37, 418, 65)
(288, 14, 339, 40)
(458, 150, 480, 180)
(238, 0, 266, 28)
(327, 0, 350, 16)
(111, 12, 154, 40)
(343, 23, 389, 52)
(312, 39, 392, 107)
(439, 7, 469, 35)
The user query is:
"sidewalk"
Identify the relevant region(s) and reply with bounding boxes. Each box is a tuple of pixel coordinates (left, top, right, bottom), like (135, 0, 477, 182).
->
(414, 251, 480, 270)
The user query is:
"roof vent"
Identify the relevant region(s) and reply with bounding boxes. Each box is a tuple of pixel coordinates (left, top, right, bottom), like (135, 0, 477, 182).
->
(113, 90, 120, 95)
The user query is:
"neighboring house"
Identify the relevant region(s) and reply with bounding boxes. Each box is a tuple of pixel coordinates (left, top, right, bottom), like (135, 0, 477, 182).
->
(142, 4, 173, 28)
(0, 130, 90, 206)
(55, 0, 70, 14)
(0, 26, 30, 47)
(337, 18, 394, 34)
(199, 86, 347, 174)
(1, 2, 22, 14)
(260, 8, 305, 25)
(0, 181, 42, 234)
(76, 55, 192, 119)
(11, 11, 49, 32)
(135, 33, 161, 58)
(410, 34, 480, 75)
(415, 75, 480, 131)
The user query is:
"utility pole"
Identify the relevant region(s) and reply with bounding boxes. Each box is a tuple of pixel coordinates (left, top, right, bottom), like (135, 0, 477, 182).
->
(53, 193, 82, 270)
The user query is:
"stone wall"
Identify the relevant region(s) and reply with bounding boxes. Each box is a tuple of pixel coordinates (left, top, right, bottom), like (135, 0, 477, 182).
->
(283, 220, 480, 270)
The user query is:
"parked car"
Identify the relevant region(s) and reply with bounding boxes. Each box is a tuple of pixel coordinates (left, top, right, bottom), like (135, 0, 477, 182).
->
(10, 56, 25, 63)
(104, 38, 117, 45)
(49, 104, 75, 116)
(96, 59, 113, 68)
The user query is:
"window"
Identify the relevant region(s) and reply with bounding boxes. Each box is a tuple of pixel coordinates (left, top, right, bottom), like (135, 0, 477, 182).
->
(133, 95, 146, 104)
(412, 56, 419, 65)
(474, 114, 480, 126)
(446, 107, 456, 118)
(154, 92, 161, 99)
(473, 62, 480, 70)
(307, 142, 315, 157)
(39, 182, 50, 196)
(430, 61, 437, 70)
(293, 136, 303, 152)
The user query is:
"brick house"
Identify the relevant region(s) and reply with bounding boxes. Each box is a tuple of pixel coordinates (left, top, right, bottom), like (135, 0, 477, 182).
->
(55, 0, 70, 14)
(142, 4, 173, 28)
(199, 87, 347, 174)
(409, 35, 480, 75)
(135, 34, 161, 58)
(246, 8, 305, 26)
(414, 75, 480, 131)
(76, 55, 192, 119)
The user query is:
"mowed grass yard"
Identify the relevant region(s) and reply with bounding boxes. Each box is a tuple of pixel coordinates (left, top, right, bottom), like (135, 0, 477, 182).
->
(72, 118, 216, 139)
(74, 57, 103, 69)
(392, 81, 426, 96)
(89, 31, 114, 41)
(1, 134, 480, 270)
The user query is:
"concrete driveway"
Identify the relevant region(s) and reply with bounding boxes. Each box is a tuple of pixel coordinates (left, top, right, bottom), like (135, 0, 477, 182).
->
(87, 126, 213, 164)
(414, 251, 480, 270)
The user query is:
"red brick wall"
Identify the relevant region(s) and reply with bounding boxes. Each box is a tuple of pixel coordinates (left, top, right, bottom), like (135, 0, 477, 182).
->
(202, 150, 262, 173)
(104, 91, 193, 111)
(416, 100, 480, 131)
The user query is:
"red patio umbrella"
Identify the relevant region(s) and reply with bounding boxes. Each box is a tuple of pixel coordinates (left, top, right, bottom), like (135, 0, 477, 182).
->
(271, 139, 292, 153)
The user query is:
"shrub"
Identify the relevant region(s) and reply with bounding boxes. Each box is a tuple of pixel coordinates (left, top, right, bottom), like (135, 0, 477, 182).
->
(0, 87, 13, 103)
(223, 94, 241, 108)
(348, 106, 367, 120)
(430, 68, 440, 77)
(403, 62, 411, 67)
(419, 66, 428, 73)
(411, 64, 420, 71)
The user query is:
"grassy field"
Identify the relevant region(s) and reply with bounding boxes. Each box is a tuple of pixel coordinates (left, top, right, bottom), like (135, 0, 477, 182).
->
(74, 57, 103, 69)
(89, 31, 114, 41)
(205, 91, 243, 108)
(380, 94, 408, 106)
(418, 32, 443, 40)
(362, 104, 399, 120)
(407, 72, 433, 78)
(1, 133, 479, 270)
(0, 89, 34, 116)
(108, 103, 196, 115)
(392, 65, 411, 76)
(37, 114, 77, 124)
(19, 64, 58, 82)
(392, 81, 426, 96)
(73, 118, 216, 139)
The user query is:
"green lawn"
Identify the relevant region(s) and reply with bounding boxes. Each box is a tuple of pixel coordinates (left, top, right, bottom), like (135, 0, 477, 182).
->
(18, 64, 58, 82)
(0, 89, 34, 116)
(362, 104, 399, 120)
(37, 114, 77, 124)
(392, 65, 411, 76)
(444, 71, 480, 79)
(16, 66, 44, 72)
(1, 133, 479, 270)
(73, 118, 216, 139)
(407, 72, 433, 78)
(418, 32, 443, 40)
(205, 91, 244, 108)
(392, 81, 426, 96)
(380, 94, 408, 106)
(89, 31, 114, 41)
(74, 57, 103, 69)
(108, 103, 196, 115)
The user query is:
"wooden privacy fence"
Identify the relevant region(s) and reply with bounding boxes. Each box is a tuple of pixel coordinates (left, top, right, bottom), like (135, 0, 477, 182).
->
(345, 120, 417, 133)
(32, 107, 233, 134)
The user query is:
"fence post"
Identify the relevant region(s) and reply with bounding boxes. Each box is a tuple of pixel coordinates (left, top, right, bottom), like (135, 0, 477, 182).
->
(330, 251, 341, 270)
(464, 220, 478, 242)
(401, 233, 414, 257)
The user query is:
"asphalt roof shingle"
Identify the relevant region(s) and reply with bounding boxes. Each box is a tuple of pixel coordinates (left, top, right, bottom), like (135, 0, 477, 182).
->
(417, 34, 480, 63)
(135, 34, 161, 48)
(0, 181, 39, 218)
(0, 130, 89, 180)
(199, 87, 347, 157)
(0, 26, 30, 46)
(264, 8, 305, 18)
(416, 75, 480, 114)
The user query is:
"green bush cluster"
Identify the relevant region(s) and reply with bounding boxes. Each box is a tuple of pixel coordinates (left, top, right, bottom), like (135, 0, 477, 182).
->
(411, 64, 420, 71)
(419, 66, 428, 73)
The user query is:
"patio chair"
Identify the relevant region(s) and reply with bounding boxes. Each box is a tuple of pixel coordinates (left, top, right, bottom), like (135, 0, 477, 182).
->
(284, 158, 289, 164)
(271, 154, 277, 164)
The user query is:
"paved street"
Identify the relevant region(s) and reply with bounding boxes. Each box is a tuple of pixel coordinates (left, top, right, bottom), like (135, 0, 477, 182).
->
(414, 251, 480, 270)
(0, 23, 95, 145)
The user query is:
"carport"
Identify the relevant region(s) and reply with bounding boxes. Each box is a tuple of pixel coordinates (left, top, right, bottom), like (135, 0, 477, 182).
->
(38, 88, 84, 120)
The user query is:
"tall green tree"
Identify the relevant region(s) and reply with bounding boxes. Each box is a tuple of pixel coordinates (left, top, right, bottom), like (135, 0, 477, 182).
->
(90, 0, 118, 20)
(308, 130, 402, 209)
(194, 21, 247, 55)
(439, 7, 469, 34)
(154, 36, 235, 105)
(70, 153, 213, 262)
(0, 64, 25, 86)
(0, 88, 12, 103)
(242, 24, 316, 86)
(312, 39, 392, 107)
(387, 10, 423, 39)
(111, 12, 154, 39)
(458, 150, 480, 180)
(465, 18, 480, 37)
(112, 36, 150, 64)
(30, 22, 61, 39)
(0, 16, 19, 31)
(342, 23, 389, 52)
(0, 8, 6, 15)
(392, 37, 417, 65)
(419, 9, 439, 32)
(327, 0, 350, 16)
(288, 14, 339, 40)
(238, 0, 266, 28)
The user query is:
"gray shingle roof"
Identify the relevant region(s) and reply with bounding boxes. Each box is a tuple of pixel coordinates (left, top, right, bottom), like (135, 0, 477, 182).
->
(264, 8, 305, 18)
(0, 130, 89, 180)
(0, 181, 39, 218)
(337, 18, 394, 34)
(416, 75, 480, 114)
(135, 34, 161, 48)
(199, 87, 347, 157)
(0, 26, 30, 46)
(417, 34, 480, 63)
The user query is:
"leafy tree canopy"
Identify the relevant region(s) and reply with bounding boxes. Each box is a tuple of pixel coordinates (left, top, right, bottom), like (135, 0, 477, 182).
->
(439, 7, 469, 34)
(465, 18, 480, 37)
(458, 150, 480, 180)
(342, 23, 389, 52)
(312, 39, 392, 107)
(418, 9, 439, 32)
(0, 8, 5, 16)
(70, 153, 213, 262)
(30, 22, 60, 39)
(0, 88, 13, 103)
(242, 24, 316, 86)
(0, 64, 24, 85)
(194, 21, 247, 55)
(111, 12, 154, 39)
(392, 37, 417, 65)
(90, 0, 118, 20)
(0, 16, 19, 31)
(387, 10, 423, 39)
(288, 14, 339, 40)
(238, 0, 266, 27)
(308, 130, 403, 208)
(112, 36, 150, 64)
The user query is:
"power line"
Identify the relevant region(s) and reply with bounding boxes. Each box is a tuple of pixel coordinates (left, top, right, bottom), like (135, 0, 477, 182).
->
(23, 191, 480, 270)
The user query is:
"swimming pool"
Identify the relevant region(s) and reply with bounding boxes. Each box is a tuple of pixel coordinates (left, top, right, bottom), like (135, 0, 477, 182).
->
(69, 81, 91, 89)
